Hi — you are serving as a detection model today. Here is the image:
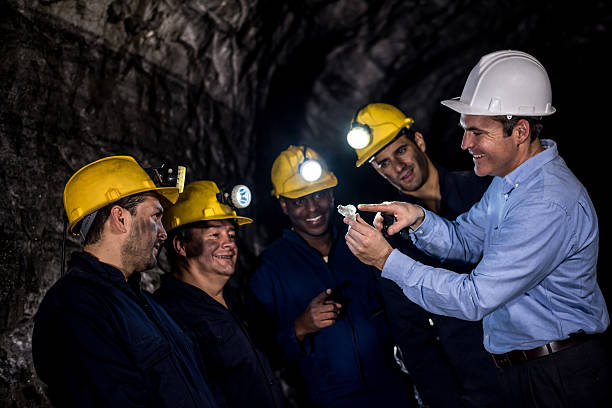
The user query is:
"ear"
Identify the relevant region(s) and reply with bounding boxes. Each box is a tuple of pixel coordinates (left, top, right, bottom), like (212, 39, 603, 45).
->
(414, 132, 427, 152)
(514, 119, 531, 145)
(173, 234, 187, 257)
(108, 205, 130, 234)
(279, 198, 289, 216)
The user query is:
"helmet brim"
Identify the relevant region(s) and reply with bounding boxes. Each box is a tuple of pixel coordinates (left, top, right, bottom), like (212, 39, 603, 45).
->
(276, 174, 338, 199)
(155, 187, 180, 207)
(441, 97, 556, 116)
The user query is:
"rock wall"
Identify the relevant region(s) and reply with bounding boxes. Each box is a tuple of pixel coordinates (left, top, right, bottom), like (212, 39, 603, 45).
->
(1, 0, 610, 405)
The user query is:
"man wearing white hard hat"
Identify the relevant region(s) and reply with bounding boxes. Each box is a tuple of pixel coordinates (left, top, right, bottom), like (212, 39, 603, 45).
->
(343, 50, 610, 407)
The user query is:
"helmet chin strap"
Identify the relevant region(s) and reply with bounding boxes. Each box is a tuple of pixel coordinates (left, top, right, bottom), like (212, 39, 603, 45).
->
(62, 215, 67, 276)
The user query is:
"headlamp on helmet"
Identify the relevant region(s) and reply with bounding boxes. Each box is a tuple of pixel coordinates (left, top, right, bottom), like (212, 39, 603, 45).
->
(346, 123, 372, 150)
(298, 145, 323, 182)
(164, 180, 253, 233)
(217, 184, 252, 210)
(145, 164, 186, 193)
(347, 104, 416, 167)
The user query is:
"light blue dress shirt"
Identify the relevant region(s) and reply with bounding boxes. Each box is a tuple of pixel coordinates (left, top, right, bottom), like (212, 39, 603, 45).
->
(382, 140, 609, 353)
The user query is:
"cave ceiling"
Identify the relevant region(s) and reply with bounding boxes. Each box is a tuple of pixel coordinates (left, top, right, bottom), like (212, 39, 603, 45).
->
(1, 0, 611, 405)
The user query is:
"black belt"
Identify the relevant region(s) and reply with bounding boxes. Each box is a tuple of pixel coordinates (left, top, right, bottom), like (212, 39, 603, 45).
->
(491, 334, 593, 368)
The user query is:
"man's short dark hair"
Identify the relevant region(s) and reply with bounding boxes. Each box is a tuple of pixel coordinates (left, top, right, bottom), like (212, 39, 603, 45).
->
(83, 194, 148, 246)
(491, 116, 543, 142)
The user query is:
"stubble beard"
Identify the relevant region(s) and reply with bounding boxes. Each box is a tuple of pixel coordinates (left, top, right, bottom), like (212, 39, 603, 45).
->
(122, 219, 158, 273)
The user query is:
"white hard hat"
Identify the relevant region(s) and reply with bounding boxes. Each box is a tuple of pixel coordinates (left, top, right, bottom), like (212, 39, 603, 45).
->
(441, 50, 556, 117)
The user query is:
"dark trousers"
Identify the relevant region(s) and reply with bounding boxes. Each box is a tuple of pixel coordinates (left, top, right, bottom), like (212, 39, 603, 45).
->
(496, 337, 610, 407)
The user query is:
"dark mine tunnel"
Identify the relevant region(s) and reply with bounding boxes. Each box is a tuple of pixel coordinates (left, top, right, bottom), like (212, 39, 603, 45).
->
(1, 0, 611, 406)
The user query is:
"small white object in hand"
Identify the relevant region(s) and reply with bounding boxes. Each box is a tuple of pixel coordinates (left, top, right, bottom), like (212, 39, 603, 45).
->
(337, 204, 357, 220)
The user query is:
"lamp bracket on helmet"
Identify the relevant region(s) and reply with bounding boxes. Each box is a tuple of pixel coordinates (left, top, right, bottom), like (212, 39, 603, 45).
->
(145, 164, 186, 193)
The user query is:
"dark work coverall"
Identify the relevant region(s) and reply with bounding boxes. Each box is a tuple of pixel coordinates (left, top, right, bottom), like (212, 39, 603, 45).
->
(380, 166, 505, 408)
(32, 252, 218, 407)
(155, 274, 286, 408)
(249, 227, 414, 408)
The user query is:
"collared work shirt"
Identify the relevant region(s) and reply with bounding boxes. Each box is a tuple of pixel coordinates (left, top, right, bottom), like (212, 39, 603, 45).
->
(383, 140, 609, 353)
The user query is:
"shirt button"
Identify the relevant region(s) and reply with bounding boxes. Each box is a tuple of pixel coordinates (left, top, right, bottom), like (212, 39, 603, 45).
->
(418, 230, 423, 234)
(428, 318, 434, 326)
(504, 194, 508, 199)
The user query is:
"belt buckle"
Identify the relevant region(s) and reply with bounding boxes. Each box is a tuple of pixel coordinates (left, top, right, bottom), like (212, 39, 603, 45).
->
(492, 353, 510, 368)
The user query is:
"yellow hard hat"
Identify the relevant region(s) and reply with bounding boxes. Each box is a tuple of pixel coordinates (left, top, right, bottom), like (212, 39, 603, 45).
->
(163, 180, 253, 233)
(347, 103, 415, 167)
(271, 145, 338, 199)
(63, 156, 184, 235)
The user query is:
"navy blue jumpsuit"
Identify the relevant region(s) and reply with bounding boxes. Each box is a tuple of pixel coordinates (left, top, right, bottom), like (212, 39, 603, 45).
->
(249, 227, 413, 408)
(33, 252, 218, 407)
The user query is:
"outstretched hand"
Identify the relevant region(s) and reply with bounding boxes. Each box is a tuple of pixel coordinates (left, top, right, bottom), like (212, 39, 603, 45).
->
(343, 213, 394, 271)
(358, 201, 425, 235)
(294, 289, 343, 341)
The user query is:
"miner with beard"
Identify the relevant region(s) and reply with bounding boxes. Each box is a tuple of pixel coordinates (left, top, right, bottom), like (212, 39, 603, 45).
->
(345, 103, 503, 408)
(249, 145, 413, 407)
(32, 156, 218, 407)
(154, 180, 286, 408)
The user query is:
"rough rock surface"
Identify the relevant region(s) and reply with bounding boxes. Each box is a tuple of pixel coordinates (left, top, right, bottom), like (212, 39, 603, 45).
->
(1, 0, 611, 405)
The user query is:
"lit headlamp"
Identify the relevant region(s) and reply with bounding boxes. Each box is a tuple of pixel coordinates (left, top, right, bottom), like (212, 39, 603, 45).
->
(299, 145, 323, 182)
(217, 184, 252, 210)
(145, 164, 186, 193)
(346, 123, 372, 150)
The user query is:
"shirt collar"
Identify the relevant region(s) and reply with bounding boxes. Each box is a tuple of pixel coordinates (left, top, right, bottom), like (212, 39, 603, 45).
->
(160, 273, 220, 306)
(283, 224, 339, 246)
(500, 139, 557, 193)
(72, 251, 139, 286)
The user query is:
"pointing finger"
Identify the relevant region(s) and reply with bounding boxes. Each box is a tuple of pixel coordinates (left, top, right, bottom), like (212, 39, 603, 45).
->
(358, 203, 394, 214)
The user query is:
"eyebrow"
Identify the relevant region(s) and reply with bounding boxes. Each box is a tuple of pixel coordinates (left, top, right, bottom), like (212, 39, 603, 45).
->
(206, 224, 235, 231)
(373, 143, 409, 165)
(460, 124, 483, 132)
(395, 142, 409, 152)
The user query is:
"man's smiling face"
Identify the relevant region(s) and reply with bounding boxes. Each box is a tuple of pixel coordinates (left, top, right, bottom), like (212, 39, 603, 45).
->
(185, 220, 238, 278)
(460, 114, 520, 178)
(280, 189, 334, 239)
